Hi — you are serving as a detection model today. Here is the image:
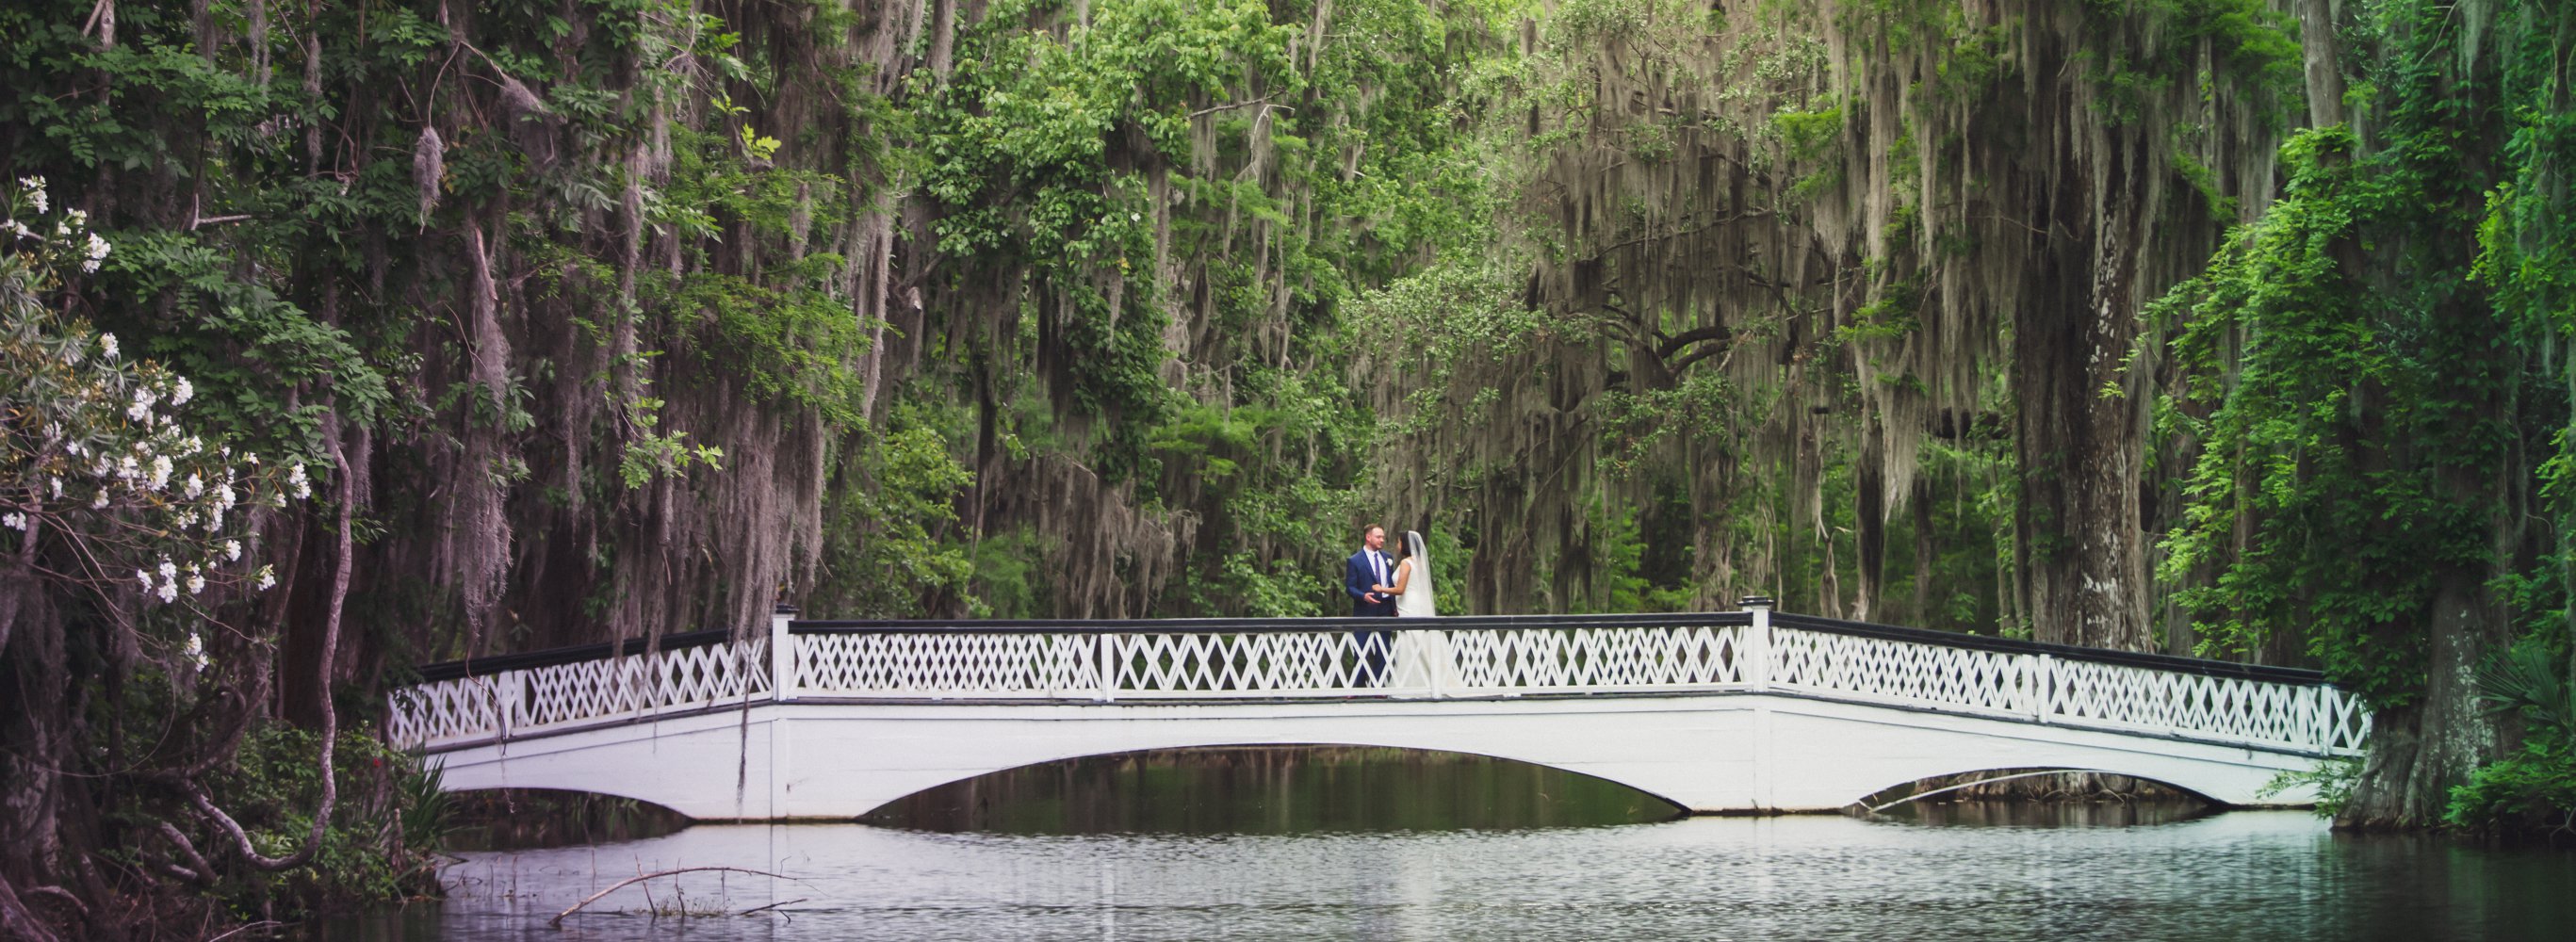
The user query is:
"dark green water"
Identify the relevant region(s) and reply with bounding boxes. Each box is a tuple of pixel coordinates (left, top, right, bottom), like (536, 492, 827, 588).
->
(340, 748, 2576, 940)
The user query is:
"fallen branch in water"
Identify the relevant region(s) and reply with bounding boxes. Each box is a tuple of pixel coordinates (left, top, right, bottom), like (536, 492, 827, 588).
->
(739, 898, 806, 916)
(548, 867, 795, 929)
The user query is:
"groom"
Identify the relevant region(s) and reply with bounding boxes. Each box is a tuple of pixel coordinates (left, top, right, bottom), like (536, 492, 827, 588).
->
(1345, 524, 1396, 685)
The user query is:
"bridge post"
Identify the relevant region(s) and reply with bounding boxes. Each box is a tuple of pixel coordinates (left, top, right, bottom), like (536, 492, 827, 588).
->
(771, 603, 798, 702)
(2031, 653, 2053, 723)
(1739, 596, 1773, 691)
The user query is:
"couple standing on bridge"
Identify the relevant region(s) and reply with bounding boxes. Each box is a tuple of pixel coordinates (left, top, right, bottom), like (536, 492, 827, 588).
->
(1345, 523, 1437, 618)
(1345, 524, 1439, 687)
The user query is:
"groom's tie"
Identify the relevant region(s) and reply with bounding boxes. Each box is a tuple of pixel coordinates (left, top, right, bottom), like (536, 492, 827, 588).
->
(1371, 551, 1386, 588)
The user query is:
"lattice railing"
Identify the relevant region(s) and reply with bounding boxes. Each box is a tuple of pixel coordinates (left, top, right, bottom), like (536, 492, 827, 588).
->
(388, 638, 769, 748)
(389, 611, 2371, 756)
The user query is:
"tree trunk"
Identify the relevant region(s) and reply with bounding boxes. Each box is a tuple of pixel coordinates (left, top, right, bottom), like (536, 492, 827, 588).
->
(2340, 572, 2511, 827)
(2014, 116, 2154, 653)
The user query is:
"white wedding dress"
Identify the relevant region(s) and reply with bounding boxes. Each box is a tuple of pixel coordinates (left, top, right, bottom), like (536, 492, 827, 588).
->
(1388, 531, 1455, 694)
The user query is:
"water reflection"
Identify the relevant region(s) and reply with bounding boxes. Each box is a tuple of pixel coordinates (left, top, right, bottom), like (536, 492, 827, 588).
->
(1875, 798, 2221, 828)
(330, 751, 2576, 940)
(340, 812, 2576, 941)
(860, 745, 1685, 833)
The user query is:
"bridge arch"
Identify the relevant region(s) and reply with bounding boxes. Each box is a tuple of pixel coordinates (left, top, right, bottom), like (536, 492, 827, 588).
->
(858, 741, 1689, 831)
(1850, 766, 2224, 814)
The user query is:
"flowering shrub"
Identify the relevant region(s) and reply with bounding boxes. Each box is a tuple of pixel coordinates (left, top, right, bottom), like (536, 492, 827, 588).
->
(1, 176, 306, 645)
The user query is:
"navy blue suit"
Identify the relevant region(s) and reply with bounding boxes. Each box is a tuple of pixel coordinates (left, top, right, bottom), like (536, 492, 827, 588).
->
(1345, 547, 1395, 686)
(1345, 549, 1396, 617)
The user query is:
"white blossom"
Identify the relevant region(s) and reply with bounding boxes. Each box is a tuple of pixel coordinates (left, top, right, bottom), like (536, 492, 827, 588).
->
(127, 387, 155, 422)
(288, 463, 311, 500)
(2, 512, 24, 532)
(90, 490, 106, 510)
(85, 230, 109, 263)
(48, 477, 62, 499)
(207, 503, 224, 529)
(99, 333, 117, 360)
(184, 473, 204, 498)
(224, 539, 242, 561)
(147, 455, 172, 491)
(171, 379, 192, 407)
(254, 565, 276, 592)
(136, 569, 153, 591)
(4, 219, 28, 240)
(156, 559, 176, 581)
(16, 175, 39, 192)
(184, 633, 207, 671)
(174, 510, 196, 528)
(186, 574, 204, 594)
(63, 207, 85, 227)
(25, 190, 45, 215)
(116, 456, 137, 479)
(216, 483, 236, 510)
(155, 577, 178, 604)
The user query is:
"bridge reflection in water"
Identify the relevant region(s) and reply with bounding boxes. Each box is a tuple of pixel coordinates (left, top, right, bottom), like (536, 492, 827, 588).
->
(387, 601, 2369, 820)
(860, 745, 1686, 833)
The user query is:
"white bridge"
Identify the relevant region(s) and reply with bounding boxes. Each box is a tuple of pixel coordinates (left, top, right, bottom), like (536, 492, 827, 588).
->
(387, 604, 2370, 819)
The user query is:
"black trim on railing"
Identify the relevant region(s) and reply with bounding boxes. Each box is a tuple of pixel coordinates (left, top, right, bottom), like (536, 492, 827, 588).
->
(1765, 612, 2327, 685)
(411, 628, 736, 682)
(786, 611, 1757, 634)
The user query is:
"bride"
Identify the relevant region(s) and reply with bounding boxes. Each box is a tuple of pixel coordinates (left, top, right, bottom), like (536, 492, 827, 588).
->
(1387, 529, 1437, 617)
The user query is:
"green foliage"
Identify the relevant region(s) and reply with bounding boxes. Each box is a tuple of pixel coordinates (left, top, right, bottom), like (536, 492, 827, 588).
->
(2260, 755, 2362, 819)
(2446, 639, 2576, 836)
(204, 723, 445, 911)
(809, 406, 978, 618)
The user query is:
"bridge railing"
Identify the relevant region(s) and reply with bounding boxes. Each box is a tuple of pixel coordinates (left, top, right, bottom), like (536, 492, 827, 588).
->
(388, 605, 2371, 756)
(387, 629, 770, 749)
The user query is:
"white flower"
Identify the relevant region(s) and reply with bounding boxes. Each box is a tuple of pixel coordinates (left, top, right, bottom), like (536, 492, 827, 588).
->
(184, 473, 204, 498)
(2, 512, 24, 531)
(81, 256, 98, 274)
(99, 333, 117, 360)
(186, 574, 204, 594)
(174, 510, 196, 528)
(5, 219, 27, 239)
(137, 569, 153, 592)
(148, 455, 172, 491)
(156, 559, 176, 581)
(207, 503, 224, 529)
(288, 463, 311, 500)
(216, 482, 236, 511)
(184, 632, 207, 671)
(127, 388, 155, 422)
(48, 477, 62, 499)
(224, 539, 241, 561)
(116, 456, 137, 479)
(85, 231, 108, 261)
(90, 490, 107, 510)
(243, 452, 258, 465)
(155, 578, 178, 604)
(171, 379, 192, 407)
(254, 565, 276, 592)
(26, 189, 45, 215)
(64, 208, 85, 227)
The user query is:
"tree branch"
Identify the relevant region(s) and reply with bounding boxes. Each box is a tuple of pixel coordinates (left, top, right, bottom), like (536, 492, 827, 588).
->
(549, 867, 798, 929)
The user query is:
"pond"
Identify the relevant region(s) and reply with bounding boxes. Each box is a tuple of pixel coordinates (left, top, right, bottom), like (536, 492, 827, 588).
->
(337, 748, 2576, 940)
